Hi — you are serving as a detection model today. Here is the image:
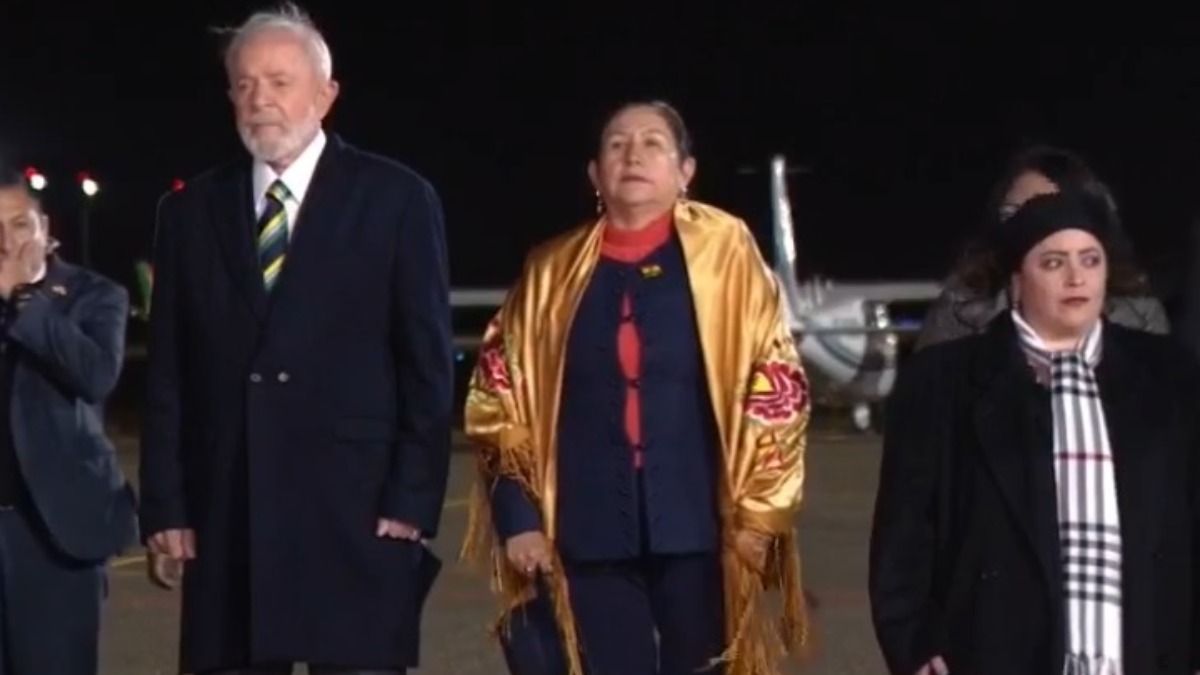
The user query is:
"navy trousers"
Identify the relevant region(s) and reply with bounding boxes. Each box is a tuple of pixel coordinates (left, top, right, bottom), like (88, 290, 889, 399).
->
(566, 552, 726, 675)
(208, 662, 405, 667)
(566, 471, 726, 675)
(0, 506, 105, 675)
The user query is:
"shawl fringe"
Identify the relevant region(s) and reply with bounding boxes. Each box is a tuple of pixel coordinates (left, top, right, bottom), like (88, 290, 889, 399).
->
(463, 456, 814, 675)
(459, 434, 587, 675)
(708, 528, 815, 675)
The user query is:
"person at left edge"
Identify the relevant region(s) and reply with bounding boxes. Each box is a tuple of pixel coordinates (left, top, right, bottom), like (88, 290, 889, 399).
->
(0, 165, 137, 674)
(137, 4, 453, 674)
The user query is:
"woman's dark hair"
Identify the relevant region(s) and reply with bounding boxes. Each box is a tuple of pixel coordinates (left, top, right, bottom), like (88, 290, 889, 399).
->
(953, 144, 1149, 298)
(597, 100, 693, 162)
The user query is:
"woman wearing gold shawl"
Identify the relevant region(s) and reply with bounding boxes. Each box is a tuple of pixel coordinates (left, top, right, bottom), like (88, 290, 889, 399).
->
(461, 100, 811, 675)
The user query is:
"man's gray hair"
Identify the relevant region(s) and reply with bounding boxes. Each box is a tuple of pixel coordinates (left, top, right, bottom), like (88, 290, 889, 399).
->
(217, 3, 333, 81)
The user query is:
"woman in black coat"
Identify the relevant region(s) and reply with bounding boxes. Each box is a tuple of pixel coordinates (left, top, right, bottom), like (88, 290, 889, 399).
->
(869, 190, 1200, 675)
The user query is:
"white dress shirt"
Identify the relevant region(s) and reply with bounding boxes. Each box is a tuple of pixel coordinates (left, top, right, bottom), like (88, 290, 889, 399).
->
(250, 129, 327, 240)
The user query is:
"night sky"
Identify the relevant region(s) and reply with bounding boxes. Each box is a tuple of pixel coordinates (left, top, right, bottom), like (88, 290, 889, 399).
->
(4, 4, 1199, 306)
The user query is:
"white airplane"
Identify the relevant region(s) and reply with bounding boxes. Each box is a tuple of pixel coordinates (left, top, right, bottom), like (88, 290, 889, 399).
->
(450, 155, 942, 432)
(763, 155, 941, 431)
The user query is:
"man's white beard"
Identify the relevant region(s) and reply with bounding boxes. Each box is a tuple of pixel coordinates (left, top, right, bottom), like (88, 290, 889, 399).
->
(239, 115, 320, 166)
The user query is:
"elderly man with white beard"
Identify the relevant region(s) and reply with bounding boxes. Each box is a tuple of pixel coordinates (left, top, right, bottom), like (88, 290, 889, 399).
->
(138, 4, 452, 674)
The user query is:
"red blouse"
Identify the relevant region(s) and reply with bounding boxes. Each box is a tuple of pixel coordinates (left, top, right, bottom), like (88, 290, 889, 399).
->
(599, 212, 673, 469)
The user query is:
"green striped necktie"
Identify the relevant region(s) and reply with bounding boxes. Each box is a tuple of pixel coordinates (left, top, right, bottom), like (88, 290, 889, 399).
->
(256, 179, 291, 291)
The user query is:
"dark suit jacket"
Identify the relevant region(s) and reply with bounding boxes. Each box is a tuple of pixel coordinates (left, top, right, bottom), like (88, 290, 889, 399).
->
(870, 313, 1200, 675)
(1173, 217, 1200, 360)
(138, 135, 452, 672)
(6, 258, 137, 562)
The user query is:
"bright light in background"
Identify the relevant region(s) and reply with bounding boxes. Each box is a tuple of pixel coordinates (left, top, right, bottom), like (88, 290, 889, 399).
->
(171, 178, 185, 192)
(24, 166, 46, 191)
(78, 172, 99, 197)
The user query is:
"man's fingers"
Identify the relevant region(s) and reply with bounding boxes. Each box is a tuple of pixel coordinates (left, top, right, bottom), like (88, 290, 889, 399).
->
(149, 531, 169, 549)
(147, 553, 183, 590)
(376, 518, 420, 540)
(148, 529, 197, 561)
(149, 532, 178, 558)
(914, 656, 948, 675)
(377, 519, 402, 538)
(165, 531, 185, 559)
(181, 530, 197, 559)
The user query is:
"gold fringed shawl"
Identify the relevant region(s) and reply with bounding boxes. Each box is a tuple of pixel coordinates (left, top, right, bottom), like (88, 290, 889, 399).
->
(460, 200, 812, 675)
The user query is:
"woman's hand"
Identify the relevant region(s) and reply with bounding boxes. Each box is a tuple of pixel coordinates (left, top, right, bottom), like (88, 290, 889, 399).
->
(734, 529, 772, 570)
(505, 530, 553, 577)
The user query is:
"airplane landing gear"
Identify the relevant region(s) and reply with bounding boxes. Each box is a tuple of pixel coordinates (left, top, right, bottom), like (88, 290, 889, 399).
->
(851, 402, 885, 434)
(852, 403, 872, 433)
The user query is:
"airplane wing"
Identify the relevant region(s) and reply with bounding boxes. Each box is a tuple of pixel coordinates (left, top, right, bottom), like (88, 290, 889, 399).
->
(800, 280, 942, 304)
(450, 288, 507, 308)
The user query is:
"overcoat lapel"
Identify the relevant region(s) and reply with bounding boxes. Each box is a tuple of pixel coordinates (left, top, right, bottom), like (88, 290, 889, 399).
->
(205, 135, 357, 325)
(263, 135, 356, 312)
(209, 161, 266, 321)
(970, 314, 1062, 601)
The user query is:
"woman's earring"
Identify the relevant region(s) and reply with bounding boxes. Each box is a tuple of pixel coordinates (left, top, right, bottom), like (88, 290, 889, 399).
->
(595, 190, 605, 214)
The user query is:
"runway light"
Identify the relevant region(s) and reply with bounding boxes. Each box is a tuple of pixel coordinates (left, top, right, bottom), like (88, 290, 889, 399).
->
(78, 172, 99, 197)
(24, 167, 46, 191)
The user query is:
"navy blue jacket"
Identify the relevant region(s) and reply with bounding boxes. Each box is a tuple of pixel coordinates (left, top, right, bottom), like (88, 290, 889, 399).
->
(138, 135, 453, 672)
(492, 235, 722, 561)
(5, 258, 137, 562)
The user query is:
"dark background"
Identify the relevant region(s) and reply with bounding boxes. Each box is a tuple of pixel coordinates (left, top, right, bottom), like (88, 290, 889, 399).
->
(3, 3, 1198, 308)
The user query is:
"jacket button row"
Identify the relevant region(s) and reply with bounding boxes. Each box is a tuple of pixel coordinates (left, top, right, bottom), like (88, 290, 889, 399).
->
(249, 372, 290, 383)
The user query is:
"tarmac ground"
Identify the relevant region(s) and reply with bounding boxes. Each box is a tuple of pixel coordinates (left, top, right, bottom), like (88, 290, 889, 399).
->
(98, 427, 886, 674)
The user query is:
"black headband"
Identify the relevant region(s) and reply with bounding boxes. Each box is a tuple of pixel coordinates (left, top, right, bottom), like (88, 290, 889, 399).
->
(994, 191, 1111, 272)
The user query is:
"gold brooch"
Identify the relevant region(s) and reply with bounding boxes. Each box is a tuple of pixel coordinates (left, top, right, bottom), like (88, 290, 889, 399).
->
(639, 264, 663, 279)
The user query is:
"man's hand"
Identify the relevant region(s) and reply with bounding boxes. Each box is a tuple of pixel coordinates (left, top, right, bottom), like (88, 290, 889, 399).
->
(146, 528, 196, 590)
(734, 529, 772, 571)
(0, 237, 46, 299)
(915, 656, 948, 675)
(147, 551, 185, 590)
(376, 518, 421, 541)
(505, 530, 552, 577)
